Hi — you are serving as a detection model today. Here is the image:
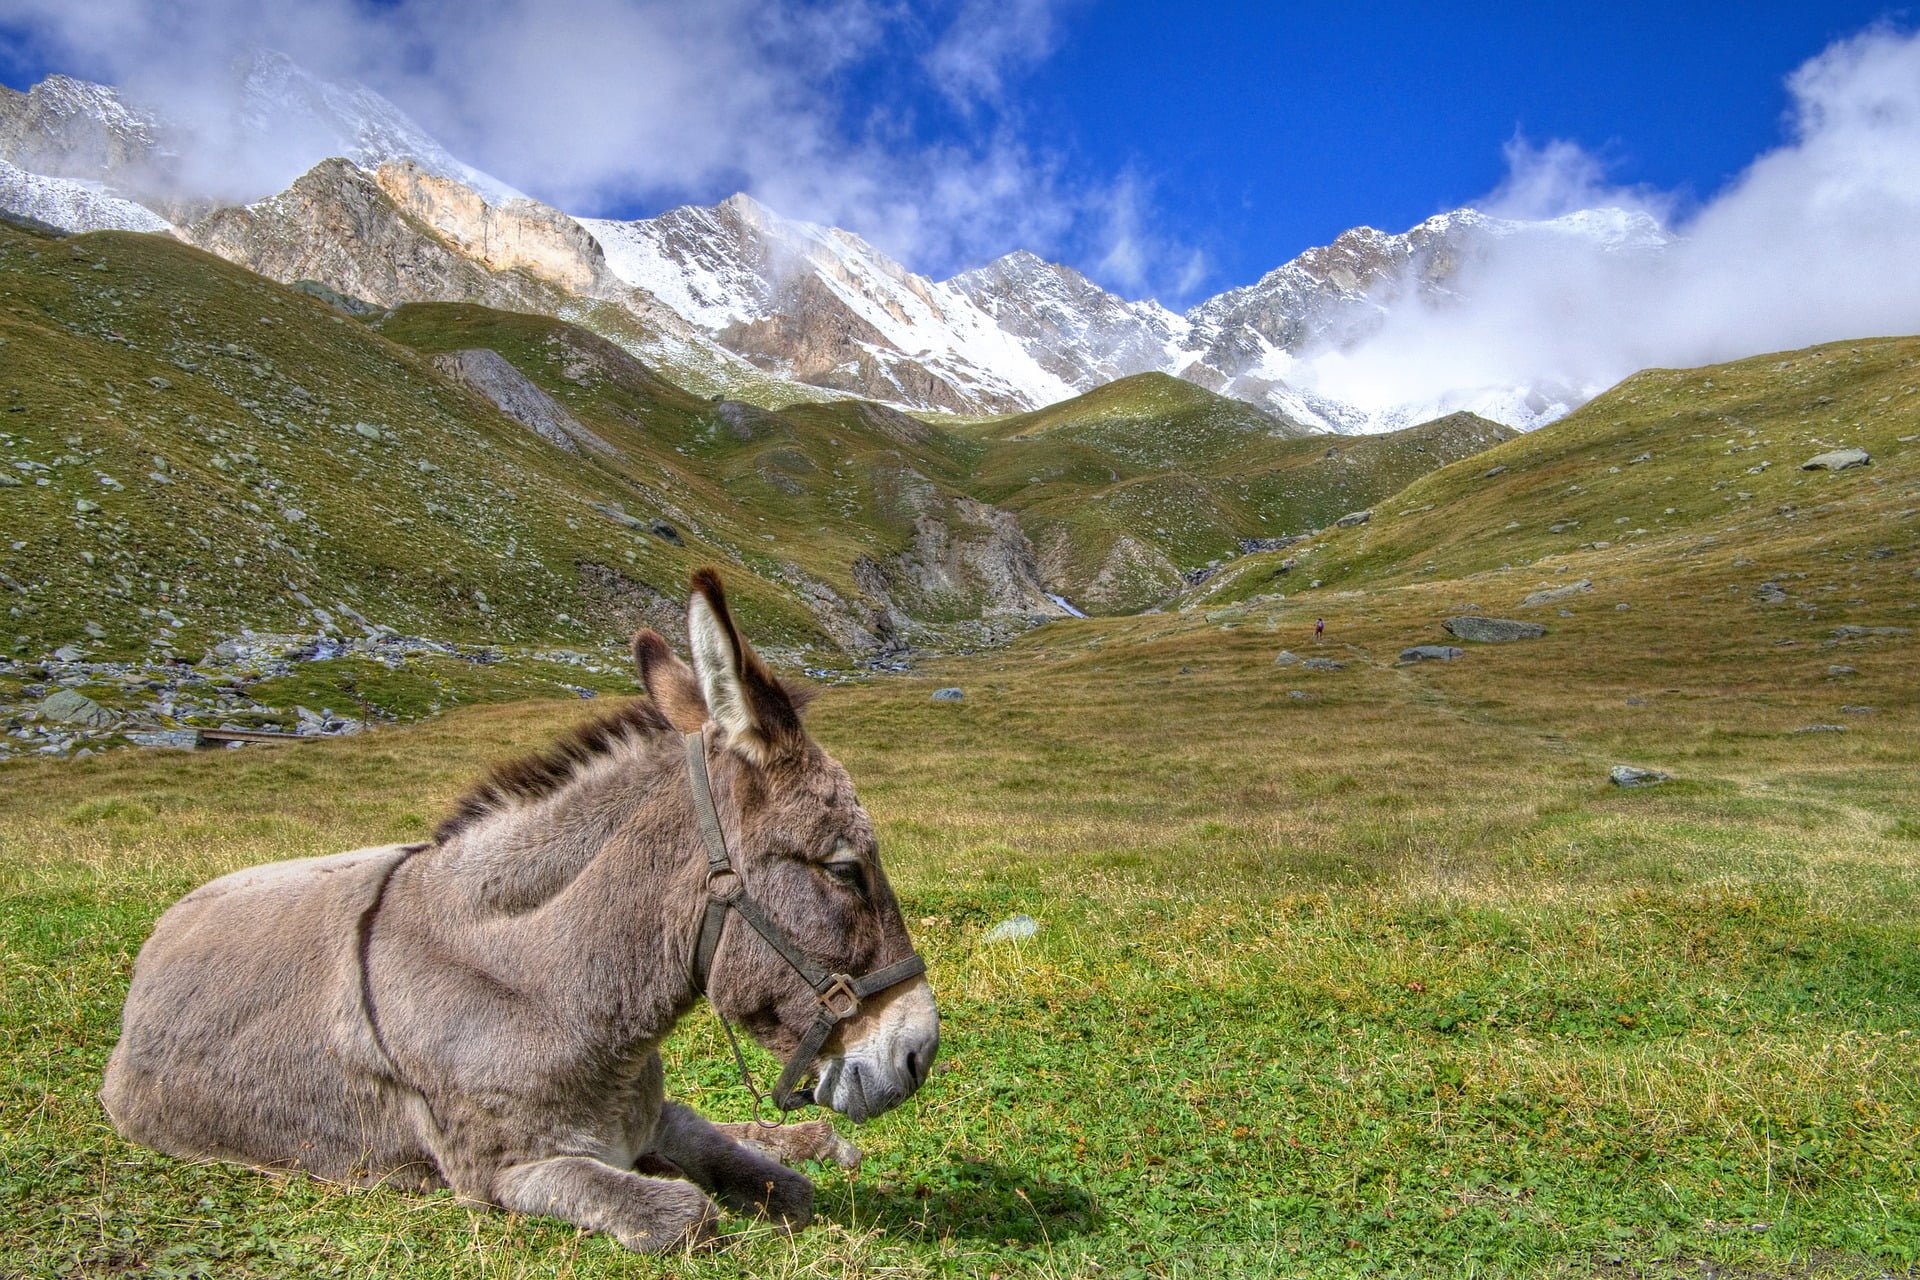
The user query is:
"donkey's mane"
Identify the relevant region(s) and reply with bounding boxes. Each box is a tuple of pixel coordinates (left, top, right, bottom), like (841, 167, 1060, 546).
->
(435, 699, 673, 843)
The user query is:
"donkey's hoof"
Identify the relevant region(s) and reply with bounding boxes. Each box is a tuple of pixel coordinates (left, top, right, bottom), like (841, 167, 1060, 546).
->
(613, 1182, 719, 1253)
(756, 1166, 814, 1230)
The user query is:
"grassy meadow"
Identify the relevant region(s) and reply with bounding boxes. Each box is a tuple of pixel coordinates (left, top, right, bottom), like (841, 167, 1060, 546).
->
(4, 540, 1917, 1277)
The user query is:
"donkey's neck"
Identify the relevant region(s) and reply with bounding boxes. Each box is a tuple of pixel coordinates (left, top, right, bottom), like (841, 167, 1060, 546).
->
(428, 742, 708, 1046)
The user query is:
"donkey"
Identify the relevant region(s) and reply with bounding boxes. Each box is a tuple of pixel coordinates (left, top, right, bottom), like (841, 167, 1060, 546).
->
(100, 569, 939, 1251)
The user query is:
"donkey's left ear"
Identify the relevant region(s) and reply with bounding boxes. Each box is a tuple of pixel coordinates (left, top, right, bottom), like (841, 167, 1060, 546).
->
(632, 629, 708, 732)
(685, 568, 805, 764)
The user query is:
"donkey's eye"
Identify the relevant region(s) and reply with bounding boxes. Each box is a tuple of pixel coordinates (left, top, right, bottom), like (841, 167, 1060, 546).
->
(822, 860, 868, 896)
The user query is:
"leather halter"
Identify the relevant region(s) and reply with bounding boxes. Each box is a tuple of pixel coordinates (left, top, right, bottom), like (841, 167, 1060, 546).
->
(683, 731, 927, 1112)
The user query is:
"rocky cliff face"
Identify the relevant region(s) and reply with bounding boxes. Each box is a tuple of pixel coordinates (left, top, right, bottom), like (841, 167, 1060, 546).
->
(0, 76, 169, 195)
(184, 159, 528, 310)
(373, 161, 615, 296)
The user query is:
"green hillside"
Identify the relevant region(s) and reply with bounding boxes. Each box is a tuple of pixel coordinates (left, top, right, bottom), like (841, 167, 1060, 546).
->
(1200, 336, 1920, 613)
(966, 378, 1513, 610)
(0, 222, 1508, 750)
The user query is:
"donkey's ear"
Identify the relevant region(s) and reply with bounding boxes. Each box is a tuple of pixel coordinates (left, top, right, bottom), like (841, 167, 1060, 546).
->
(685, 568, 804, 764)
(632, 629, 708, 732)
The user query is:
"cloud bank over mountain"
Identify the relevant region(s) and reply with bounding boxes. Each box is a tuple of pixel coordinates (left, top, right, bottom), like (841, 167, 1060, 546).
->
(1294, 26, 1920, 422)
(0, 0, 1205, 295)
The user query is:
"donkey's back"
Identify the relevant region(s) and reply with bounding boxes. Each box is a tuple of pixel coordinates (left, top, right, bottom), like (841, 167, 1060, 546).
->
(101, 843, 439, 1187)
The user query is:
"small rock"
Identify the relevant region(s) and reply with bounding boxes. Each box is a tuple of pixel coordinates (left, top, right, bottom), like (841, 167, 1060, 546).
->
(1286, 690, 1309, 700)
(1609, 765, 1669, 788)
(1756, 583, 1787, 604)
(1273, 650, 1300, 666)
(1401, 644, 1464, 663)
(1800, 448, 1869, 471)
(83, 621, 107, 639)
(1335, 509, 1372, 528)
(74, 498, 100, 514)
(930, 687, 965, 701)
(1832, 625, 1909, 639)
(1481, 464, 1508, 478)
(1443, 616, 1545, 643)
(1300, 657, 1344, 672)
(649, 521, 683, 546)
(1839, 705, 1876, 714)
(1827, 665, 1857, 677)
(354, 423, 384, 441)
(982, 914, 1039, 944)
(1792, 724, 1847, 734)
(1521, 579, 1593, 607)
(52, 644, 87, 662)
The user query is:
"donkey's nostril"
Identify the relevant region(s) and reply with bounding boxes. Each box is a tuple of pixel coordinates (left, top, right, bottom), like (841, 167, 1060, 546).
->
(904, 1042, 933, 1089)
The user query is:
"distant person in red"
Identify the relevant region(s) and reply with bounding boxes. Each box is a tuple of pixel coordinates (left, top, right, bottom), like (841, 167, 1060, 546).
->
(1314, 617, 1325, 643)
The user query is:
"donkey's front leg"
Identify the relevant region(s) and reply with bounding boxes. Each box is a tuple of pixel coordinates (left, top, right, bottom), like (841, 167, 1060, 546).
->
(652, 1102, 814, 1228)
(492, 1155, 718, 1253)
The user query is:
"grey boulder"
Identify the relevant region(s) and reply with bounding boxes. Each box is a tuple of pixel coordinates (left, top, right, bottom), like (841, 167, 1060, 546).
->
(36, 688, 118, 729)
(1800, 448, 1870, 471)
(1443, 616, 1546, 643)
(1609, 765, 1670, 788)
(1401, 645, 1464, 663)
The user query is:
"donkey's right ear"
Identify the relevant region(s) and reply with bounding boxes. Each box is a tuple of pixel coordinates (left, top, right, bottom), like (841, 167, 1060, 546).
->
(632, 629, 709, 733)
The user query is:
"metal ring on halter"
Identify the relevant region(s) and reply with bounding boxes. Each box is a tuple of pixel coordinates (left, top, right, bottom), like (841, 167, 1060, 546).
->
(704, 866, 742, 900)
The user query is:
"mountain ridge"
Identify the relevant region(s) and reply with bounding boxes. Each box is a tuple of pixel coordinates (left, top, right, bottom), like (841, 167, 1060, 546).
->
(0, 57, 1673, 432)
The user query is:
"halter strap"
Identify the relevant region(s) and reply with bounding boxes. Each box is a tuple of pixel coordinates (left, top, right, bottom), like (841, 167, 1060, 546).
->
(682, 731, 926, 1111)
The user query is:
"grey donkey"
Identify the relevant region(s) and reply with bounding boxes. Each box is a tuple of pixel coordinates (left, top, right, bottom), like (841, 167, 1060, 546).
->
(100, 569, 940, 1251)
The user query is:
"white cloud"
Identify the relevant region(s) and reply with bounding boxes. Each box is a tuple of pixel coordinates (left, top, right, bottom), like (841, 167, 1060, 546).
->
(1480, 135, 1672, 224)
(1089, 169, 1211, 303)
(0, 0, 1214, 291)
(1293, 24, 1920, 426)
(923, 0, 1064, 111)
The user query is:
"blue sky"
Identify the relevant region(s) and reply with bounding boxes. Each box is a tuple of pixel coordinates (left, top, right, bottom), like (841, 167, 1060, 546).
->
(1016, 4, 1909, 288)
(0, 1, 1910, 304)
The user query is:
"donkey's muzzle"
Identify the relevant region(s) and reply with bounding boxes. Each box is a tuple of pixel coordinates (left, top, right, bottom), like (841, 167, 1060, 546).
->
(813, 981, 938, 1122)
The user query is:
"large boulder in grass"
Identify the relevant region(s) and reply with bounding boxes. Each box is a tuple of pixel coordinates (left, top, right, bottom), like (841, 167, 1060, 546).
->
(1444, 616, 1546, 643)
(1800, 448, 1869, 471)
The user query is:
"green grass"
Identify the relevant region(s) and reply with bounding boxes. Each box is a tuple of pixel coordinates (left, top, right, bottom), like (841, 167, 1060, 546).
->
(7, 229, 1918, 1277)
(4, 518, 1917, 1275)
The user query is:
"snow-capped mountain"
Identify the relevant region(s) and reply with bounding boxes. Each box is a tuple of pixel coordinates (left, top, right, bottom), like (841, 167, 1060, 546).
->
(948, 250, 1191, 390)
(585, 195, 1079, 413)
(0, 51, 520, 224)
(0, 53, 1677, 433)
(1171, 206, 1672, 431)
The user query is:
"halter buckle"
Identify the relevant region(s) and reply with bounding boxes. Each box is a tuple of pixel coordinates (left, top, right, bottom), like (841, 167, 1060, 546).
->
(705, 866, 742, 901)
(819, 974, 860, 1020)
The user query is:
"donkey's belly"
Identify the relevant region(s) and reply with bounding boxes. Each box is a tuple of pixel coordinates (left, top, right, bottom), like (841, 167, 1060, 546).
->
(101, 844, 439, 1185)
